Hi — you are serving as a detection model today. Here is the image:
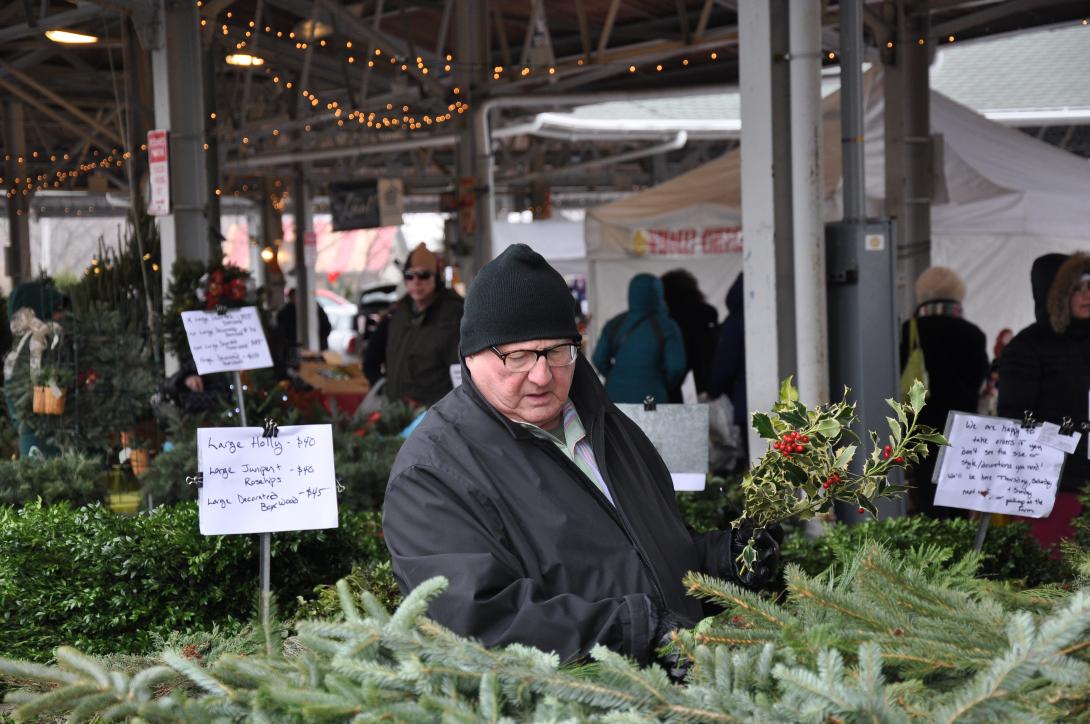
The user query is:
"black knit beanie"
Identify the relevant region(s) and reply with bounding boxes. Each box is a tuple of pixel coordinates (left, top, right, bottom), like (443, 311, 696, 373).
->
(459, 244, 580, 357)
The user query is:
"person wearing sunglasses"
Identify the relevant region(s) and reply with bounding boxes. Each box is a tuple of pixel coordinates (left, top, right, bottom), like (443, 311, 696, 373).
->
(382, 243, 779, 681)
(363, 242, 463, 407)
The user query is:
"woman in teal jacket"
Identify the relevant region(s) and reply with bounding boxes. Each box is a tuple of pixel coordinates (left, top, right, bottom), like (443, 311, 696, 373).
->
(592, 274, 687, 404)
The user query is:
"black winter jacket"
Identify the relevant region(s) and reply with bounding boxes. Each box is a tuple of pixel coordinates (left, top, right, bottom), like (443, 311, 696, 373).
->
(372, 288, 463, 407)
(998, 319, 1090, 491)
(382, 355, 741, 664)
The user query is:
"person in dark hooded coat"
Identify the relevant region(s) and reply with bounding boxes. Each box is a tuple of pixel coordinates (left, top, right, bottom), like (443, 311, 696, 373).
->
(592, 274, 686, 405)
(998, 252, 1090, 549)
(708, 273, 746, 426)
(382, 245, 780, 675)
(899, 266, 988, 518)
(660, 269, 718, 402)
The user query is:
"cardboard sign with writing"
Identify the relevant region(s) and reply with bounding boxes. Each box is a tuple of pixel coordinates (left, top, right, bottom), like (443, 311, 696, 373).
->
(198, 424, 338, 535)
(932, 412, 1068, 518)
(181, 307, 273, 375)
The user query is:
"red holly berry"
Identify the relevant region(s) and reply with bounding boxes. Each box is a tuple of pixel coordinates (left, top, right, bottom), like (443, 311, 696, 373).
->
(800, 435, 809, 443)
(832, 473, 841, 483)
(793, 444, 804, 453)
(822, 482, 830, 489)
(773, 441, 782, 450)
(857, 507, 866, 514)
(894, 456, 905, 463)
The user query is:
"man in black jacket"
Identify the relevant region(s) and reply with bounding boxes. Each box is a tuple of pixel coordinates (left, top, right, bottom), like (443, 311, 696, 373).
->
(382, 244, 778, 670)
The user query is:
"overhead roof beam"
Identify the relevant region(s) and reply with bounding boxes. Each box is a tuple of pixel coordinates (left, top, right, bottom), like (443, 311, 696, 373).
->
(929, 0, 1072, 39)
(0, 60, 124, 147)
(596, 0, 623, 62)
(0, 4, 103, 43)
(0, 76, 117, 154)
(263, 0, 444, 96)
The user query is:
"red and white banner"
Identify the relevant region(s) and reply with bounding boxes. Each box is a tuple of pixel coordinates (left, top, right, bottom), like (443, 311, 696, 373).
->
(147, 130, 170, 216)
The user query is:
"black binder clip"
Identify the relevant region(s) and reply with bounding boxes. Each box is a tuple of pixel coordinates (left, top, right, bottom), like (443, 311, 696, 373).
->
(262, 418, 279, 438)
(643, 395, 656, 411)
(335, 476, 345, 493)
(1060, 417, 1076, 436)
(1021, 410, 1038, 430)
(186, 472, 204, 489)
(215, 303, 228, 316)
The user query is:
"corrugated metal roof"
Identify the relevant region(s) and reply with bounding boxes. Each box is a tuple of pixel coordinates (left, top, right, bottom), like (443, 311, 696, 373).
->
(931, 25, 1090, 112)
(564, 23, 1090, 122)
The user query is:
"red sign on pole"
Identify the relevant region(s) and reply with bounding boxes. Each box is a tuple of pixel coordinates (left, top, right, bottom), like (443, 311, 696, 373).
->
(147, 130, 170, 216)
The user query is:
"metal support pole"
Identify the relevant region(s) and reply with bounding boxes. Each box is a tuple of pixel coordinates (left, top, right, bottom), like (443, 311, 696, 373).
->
(973, 513, 991, 553)
(152, 0, 210, 374)
(832, 0, 903, 522)
(2, 99, 31, 288)
(840, 0, 866, 222)
(234, 370, 270, 595)
(292, 165, 317, 350)
(900, 4, 932, 311)
(770, 0, 796, 385)
(790, 0, 828, 406)
(456, 0, 488, 280)
(739, 0, 795, 464)
(204, 44, 222, 255)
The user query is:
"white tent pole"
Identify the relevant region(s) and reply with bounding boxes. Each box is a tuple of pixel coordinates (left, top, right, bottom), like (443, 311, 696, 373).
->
(789, 0, 829, 405)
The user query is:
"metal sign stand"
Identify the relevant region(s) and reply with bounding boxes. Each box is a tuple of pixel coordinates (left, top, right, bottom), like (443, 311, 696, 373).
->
(231, 368, 273, 597)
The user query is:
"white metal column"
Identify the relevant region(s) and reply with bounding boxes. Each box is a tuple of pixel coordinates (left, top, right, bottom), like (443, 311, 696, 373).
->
(150, 0, 210, 373)
(789, 0, 829, 406)
(739, 0, 792, 462)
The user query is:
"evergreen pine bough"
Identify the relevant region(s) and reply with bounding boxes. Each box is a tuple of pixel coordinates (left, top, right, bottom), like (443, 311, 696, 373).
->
(5, 545, 1090, 721)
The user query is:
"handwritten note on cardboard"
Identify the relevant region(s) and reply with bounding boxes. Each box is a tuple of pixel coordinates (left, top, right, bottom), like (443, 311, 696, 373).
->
(198, 424, 338, 535)
(932, 412, 1067, 518)
(181, 307, 273, 375)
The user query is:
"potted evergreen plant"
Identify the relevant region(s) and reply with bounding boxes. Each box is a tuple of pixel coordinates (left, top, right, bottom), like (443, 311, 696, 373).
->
(33, 365, 73, 416)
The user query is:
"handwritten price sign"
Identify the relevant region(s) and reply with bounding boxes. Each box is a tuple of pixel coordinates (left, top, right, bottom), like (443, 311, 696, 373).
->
(197, 424, 338, 535)
(933, 412, 1070, 518)
(181, 307, 273, 375)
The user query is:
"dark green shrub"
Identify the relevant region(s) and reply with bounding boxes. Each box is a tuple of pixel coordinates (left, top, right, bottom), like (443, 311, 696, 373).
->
(0, 452, 104, 507)
(675, 475, 745, 533)
(782, 515, 1070, 587)
(334, 431, 404, 510)
(138, 436, 197, 506)
(0, 501, 386, 662)
(292, 558, 400, 622)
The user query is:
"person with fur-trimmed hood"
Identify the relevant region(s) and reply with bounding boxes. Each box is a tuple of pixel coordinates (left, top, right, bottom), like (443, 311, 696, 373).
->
(998, 252, 1090, 549)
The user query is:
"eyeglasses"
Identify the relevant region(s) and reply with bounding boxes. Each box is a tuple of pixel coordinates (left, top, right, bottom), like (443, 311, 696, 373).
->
(1075, 281, 1090, 294)
(403, 270, 433, 281)
(489, 343, 578, 372)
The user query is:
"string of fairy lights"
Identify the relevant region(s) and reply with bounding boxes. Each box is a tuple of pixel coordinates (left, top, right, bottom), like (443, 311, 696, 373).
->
(1, 10, 1088, 199)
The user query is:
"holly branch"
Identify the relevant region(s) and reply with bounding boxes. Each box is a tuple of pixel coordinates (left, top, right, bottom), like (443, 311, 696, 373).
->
(733, 378, 947, 573)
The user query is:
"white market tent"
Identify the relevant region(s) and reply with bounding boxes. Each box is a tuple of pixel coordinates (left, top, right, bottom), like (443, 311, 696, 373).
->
(492, 219, 588, 278)
(583, 70, 1090, 350)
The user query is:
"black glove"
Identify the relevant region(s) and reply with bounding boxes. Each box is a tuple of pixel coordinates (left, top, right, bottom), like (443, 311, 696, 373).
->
(650, 609, 694, 684)
(729, 524, 783, 590)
